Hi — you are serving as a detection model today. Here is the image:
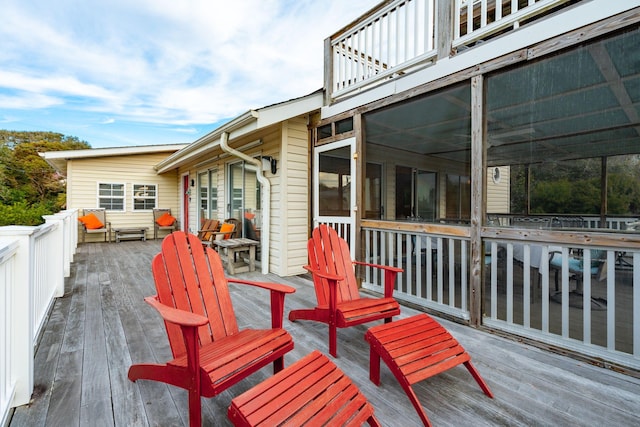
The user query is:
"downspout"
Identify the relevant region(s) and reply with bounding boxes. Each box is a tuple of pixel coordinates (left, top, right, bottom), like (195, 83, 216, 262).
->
(220, 132, 270, 274)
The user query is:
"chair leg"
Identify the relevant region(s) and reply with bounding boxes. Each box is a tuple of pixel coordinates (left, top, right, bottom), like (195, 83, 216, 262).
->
(273, 356, 284, 373)
(464, 361, 494, 398)
(369, 346, 381, 386)
(329, 324, 338, 357)
(188, 388, 202, 427)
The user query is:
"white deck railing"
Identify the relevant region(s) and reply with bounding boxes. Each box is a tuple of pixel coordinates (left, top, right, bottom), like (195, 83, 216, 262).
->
(453, 0, 572, 47)
(484, 239, 640, 370)
(0, 210, 77, 423)
(329, 0, 437, 98)
(327, 0, 570, 99)
(361, 225, 471, 320)
(360, 222, 639, 370)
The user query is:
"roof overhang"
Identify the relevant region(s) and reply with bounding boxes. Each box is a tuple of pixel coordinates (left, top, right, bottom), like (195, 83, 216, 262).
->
(154, 90, 323, 174)
(40, 143, 188, 175)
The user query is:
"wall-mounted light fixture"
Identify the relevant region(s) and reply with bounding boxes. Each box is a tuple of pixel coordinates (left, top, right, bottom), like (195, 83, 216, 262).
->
(190, 179, 195, 187)
(261, 156, 277, 174)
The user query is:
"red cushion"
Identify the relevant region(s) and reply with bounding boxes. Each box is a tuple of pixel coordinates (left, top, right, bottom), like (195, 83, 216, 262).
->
(156, 212, 176, 227)
(78, 213, 104, 230)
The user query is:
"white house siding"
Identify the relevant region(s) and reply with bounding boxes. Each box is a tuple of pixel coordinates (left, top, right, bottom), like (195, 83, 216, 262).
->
(486, 166, 510, 214)
(254, 126, 284, 274)
(277, 118, 311, 276)
(68, 152, 180, 242)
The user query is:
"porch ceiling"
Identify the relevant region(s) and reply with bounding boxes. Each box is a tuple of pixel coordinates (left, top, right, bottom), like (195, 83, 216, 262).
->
(364, 27, 640, 167)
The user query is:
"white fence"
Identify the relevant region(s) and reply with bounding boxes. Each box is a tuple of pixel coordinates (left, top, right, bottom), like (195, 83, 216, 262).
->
(327, 0, 570, 99)
(361, 225, 472, 320)
(0, 209, 77, 425)
(359, 222, 640, 370)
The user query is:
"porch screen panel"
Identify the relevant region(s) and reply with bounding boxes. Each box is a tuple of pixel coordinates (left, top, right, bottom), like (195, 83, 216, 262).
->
(484, 26, 640, 366)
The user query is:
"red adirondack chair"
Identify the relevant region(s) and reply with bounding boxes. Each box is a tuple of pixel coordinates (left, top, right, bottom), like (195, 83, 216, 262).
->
(128, 231, 295, 427)
(289, 224, 402, 357)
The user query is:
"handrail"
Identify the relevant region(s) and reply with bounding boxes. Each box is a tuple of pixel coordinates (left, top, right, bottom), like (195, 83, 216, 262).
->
(0, 209, 78, 421)
(327, 0, 571, 100)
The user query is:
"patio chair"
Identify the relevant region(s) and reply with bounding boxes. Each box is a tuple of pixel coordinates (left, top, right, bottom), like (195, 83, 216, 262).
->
(197, 219, 220, 247)
(289, 224, 402, 357)
(153, 208, 178, 240)
(211, 221, 236, 242)
(549, 248, 607, 308)
(78, 208, 111, 243)
(128, 231, 295, 427)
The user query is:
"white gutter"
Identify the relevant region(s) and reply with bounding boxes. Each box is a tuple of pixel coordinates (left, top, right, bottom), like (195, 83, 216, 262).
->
(220, 131, 270, 274)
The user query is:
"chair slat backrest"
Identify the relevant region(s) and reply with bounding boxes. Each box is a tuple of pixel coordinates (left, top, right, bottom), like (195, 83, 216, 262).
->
(83, 208, 107, 227)
(153, 232, 239, 358)
(153, 208, 171, 222)
(198, 219, 220, 242)
(308, 225, 361, 307)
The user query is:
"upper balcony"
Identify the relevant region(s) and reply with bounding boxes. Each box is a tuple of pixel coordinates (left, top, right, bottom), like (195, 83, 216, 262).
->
(325, 0, 585, 103)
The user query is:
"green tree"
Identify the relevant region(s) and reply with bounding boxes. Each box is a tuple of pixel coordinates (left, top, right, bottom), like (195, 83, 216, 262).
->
(0, 130, 91, 225)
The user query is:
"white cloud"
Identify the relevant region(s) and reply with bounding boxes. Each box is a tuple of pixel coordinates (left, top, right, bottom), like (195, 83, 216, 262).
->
(0, 0, 380, 145)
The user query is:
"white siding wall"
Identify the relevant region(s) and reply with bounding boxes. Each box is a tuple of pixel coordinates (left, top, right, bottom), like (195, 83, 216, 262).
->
(173, 116, 311, 276)
(486, 166, 510, 213)
(68, 153, 180, 242)
(278, 118, 310, 276)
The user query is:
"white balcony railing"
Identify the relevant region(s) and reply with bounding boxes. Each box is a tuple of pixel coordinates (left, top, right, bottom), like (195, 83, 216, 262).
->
(329, 0, 437, 98)
(327, 0, 571, 100)
(454, 0, 572, 48)
(0, 210, 78, 423)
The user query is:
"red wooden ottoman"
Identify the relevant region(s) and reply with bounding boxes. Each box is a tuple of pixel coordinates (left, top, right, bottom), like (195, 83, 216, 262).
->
(228, 350, 381, 426)
(364, 314, 493, 426)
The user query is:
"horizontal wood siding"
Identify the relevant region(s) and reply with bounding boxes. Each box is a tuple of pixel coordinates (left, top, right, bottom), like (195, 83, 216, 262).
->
(68, 153, 179, 242)
(280, 118, 310, 276)
(486, 166, 510, 213)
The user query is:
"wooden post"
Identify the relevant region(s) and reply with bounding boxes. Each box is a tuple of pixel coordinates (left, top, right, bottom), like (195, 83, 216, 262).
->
(437, 0, 455, 59)
(470, 75, 485, 327)
(601, 156, 607, 228)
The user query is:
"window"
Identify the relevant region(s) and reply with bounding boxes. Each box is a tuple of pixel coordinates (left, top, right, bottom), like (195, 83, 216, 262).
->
(98, 183, 125, 211)
(318, 146, 351, 216)
(199, 170, 218, 220)
(445, 175, 470, 220)
(395, 167, 437, 220)
(133, 184, 157, 210)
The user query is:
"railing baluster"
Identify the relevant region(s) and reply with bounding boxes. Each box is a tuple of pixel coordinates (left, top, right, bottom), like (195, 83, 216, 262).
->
(607, 250, 616, 350)
(634, 253, 640, 357)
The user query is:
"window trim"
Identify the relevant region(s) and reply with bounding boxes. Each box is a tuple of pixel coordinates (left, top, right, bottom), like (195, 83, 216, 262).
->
(132, 183, 157, 211)
(97, 182, 126, 212)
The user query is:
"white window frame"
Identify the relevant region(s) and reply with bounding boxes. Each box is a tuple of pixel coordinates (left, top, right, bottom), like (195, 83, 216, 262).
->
(98, 182, 126, 212)
(132, 183, 157, 211)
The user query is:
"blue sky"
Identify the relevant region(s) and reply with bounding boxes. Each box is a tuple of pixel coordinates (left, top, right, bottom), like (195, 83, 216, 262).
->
(0, 0, 379, 148)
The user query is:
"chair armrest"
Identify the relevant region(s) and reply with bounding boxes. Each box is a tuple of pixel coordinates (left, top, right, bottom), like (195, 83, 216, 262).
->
(144, 296, 209, 327)
(144, 295, 206, 375)
(211, 231, 233, 238)
(227, 278, 295, 294)
(353, 260, 403, 273)
(302, 265, 343, 282)
(353, 261, 402, 299)
(227, 279, 296, 329)
(303, 265, 343, 314)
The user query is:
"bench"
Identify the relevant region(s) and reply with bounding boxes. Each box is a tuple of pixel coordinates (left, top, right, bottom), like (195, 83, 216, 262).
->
(228, 350, 381, 426)
(212, 238, 259, 274)
(365, 314, 493, 426)
(114, 227, 148, 243)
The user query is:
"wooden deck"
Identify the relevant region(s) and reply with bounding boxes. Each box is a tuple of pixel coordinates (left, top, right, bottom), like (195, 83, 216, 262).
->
(9, 240, 640, 426)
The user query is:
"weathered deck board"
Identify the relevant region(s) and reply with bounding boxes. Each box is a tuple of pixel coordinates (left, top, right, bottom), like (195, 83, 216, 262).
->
(9, 240, 640, 427)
